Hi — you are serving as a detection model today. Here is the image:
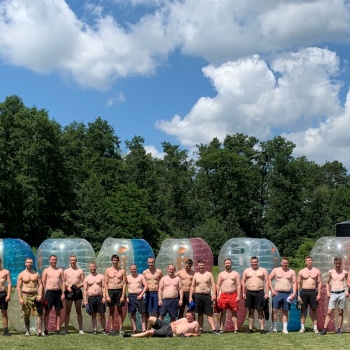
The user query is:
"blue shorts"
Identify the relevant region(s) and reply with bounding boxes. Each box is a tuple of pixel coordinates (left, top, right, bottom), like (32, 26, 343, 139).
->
(272, 292, 291, 311)
(128, 294, 147, 314)
(145, 291, 159, 314)
(159, 298, 179, 318)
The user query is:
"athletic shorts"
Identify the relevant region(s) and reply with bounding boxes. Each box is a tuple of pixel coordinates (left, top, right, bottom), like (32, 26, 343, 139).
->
(217, 292, 238, 312)
(145, 291, 159, 314)
(182, 291, 191, 307)
(194, 293, 213, 315)
(0, 291, 8, 311)
(107, 289, 124, 307)
(45, 290, 63, 311)
(245, 289, 264, 310)
(328, 291, 346, 310)
(159, 298, 179, 318)
(128, 294, 147, 314)
(300, 289, 318, 309)
(65, 288, 83, 302)
(152, 318, 173, 337)
(272, 291, 291, 311)
(21, 292, 43, 317)
(88, 295, 106, 314)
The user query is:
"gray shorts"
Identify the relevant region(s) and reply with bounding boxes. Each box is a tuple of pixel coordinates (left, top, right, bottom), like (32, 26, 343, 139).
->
(328, 291, 346, 310)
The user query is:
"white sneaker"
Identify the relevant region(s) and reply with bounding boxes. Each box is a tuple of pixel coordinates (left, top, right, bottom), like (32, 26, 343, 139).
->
(79, 330, 85, 334)
(283, 329, 288, 334)
(299, 328, 305, 333)
(268, 329, 277, 333)
(313, 329, 319, 334)
(25, 331, 30, 336)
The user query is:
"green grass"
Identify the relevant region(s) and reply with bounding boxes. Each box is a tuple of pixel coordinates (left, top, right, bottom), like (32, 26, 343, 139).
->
(0, 328, 347, 350)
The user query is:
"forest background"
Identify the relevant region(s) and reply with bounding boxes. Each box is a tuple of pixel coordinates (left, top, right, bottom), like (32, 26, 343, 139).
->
(1, 95, 349, 269)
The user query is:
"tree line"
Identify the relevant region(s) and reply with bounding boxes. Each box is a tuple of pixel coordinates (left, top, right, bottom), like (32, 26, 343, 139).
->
(1, 95, 349, 266)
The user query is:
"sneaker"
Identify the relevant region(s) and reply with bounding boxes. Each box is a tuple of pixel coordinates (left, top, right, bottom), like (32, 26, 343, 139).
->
(268, 329, 277, 333)
(299, 328, 305, 333)
(92, 330, 97, 335)
(199, 328, 203, 334)
(219, 329, 224, 334)
(44, 330, 49, 336)
(247, 329, 254, 334)
(119, 329, 124, 336)
(78, 330, 85, 335)
(123, 333, 132, 338)
(40, 332, 46, 337)
(319, 329, 327, 336)
(336, 328, 342, 335)
(282, 329, 288, 334)
(260, 330, 267, 334)
(234, 330, 238, 334)
(212, 330, 221, 335)
(56, 330, 65, 335)
(108, 330, 117, 336)
(313, 329, 319, 334)
(3, 329, 10, 336)
(102, 329, 106, 335)
(131, 330, 137, 335)
(25, 331, 30, 336)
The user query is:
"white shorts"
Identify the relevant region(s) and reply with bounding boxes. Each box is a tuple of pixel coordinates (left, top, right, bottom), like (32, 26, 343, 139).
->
(328, 291, 346, 310)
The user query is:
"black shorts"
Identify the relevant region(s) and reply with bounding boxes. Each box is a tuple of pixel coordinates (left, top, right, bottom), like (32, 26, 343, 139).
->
(194, 293, 213, 315)
(45, 290, 63, 311)
(300, 289, 318, 309)
(152, 318, 173, 337)
(182, 291, 191, 307)
(245, 290, 264, 310)
(88, 295, 106, 314)
(65, 288, 83, 302)
(108, 289, 124, 307)
(0, 291, 8, 311)
(128, 294, 147, 314)
(159, 298, 179, 318)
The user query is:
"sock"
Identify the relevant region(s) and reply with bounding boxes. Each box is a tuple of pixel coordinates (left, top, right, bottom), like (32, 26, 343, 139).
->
(283, 322, 288, 330)
(272, 322, 277, 330)
(301, 324, 305, 330)
(313, 325, 317, 330)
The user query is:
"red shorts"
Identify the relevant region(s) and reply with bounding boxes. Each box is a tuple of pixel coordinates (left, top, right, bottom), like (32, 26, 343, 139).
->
(217, 292, 238, 312)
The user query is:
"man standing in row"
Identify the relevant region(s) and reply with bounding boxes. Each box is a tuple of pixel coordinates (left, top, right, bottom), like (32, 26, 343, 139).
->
(104, 254, 126, 335)
(83, 261, 106, 334)
(190, 259, 219, 335)
(176, 259, 195, 318)
(158, 264, 183, 322)
(17, 257, 44, 336)
(269, 257, 297, 334)
(0, 257, 11, 336)
(217, 258, 241, 333)
(143, 257, 162, 320)
(242, 256, 269, 334)
(297, 256, 322, 334)
(42, 255, 65, 335)
(126, 264, 148, 332)
(64, 255, 85, 334)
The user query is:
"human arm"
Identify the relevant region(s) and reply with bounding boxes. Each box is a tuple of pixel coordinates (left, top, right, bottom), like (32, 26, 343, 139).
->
(316, 269, 322, 301)
(290, 271, 297, 300)
(236, 273, 241, 302)
(83, 278, 88, 305)
(210, 273, 216, 301)
(269, 270, 277, 296)
(121, 269, 127, 302)
(189, 275, 195, 302)
(263, 269, 269, 299)
(178, 278, 183, 306)
(241, 271, 246, 300)
(5, 271, 11, 301)
(104, 270, 110, 302)
(17, 273, 24, 304)
(139, 275, 148, 299)
(60, 269, 66, 301)
(158, 278, 164, 306)
(326, 271, 332, 297)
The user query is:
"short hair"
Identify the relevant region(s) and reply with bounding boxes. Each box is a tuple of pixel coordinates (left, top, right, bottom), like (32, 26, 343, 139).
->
(197, 259, 205, 264)
(70, 255, 77, 260)
(90, 261, 96, 266)
(305, 256, 312, 260)
(49, 255, 57, 260)
(130, 264, 137, 269)
(148, 257, 155, 262)
(168, 264, 175, 269)
(25, 257, 33, 262)
(224, 258, 232, 263)
(334, 257, 342, 264)
(281, 257, 289, 262)
(251, 256, 258, 261)
(185, 259, 193, 265)
(111, 255, 119, 261)
(186, 310, 195, 317)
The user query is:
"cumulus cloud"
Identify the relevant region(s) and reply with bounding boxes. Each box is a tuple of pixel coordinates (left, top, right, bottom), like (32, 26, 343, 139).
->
(156, 47, 343, 147)
(0, 0, 350, 89)
(107, 91, 126, 106)
(144, 145, 165, 159)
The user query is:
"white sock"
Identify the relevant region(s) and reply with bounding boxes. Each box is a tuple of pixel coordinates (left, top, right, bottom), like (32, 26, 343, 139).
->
(301, 324, 305, 330)
(314, 325, 317, 330)
(272, 322, 277, 330)
(283, 322, 288, 330)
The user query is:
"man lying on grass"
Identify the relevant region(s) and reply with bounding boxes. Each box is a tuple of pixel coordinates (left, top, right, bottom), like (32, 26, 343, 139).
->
(124, 310, 199, 338)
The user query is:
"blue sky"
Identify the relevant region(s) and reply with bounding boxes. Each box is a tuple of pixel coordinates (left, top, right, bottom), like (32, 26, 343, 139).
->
(1, 0, 350, 167)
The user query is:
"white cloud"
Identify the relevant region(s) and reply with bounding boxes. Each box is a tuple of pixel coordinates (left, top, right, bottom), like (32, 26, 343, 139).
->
(156, 47, 343, 148)
(0, 0, 350, 89)
(144, 145, 165, 159)
(107, 91, 125, 106)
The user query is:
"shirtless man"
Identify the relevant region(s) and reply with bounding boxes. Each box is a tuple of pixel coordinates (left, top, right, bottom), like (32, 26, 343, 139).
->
(126, 264, 148, 332)
(297, 256, 322, 334)
(17, 258, 44, 336)
(83, 261, 106, 334)
(269, 257, 297, 334)
(104, 254, 126, 335)
(190, 259, 219, 335)
(176, 259, 195, 318)
(217, 258, 241, 333)
(320, 257, 349, 335)
(0, 258, 11, 336)
(124, 310, 199, 338)
(63, 255, 85, 334)
(143, 257, 163, 319)
(158, 264, 183, 322)
(42, 255, 65, 335)
(242, 256, 269, 334)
